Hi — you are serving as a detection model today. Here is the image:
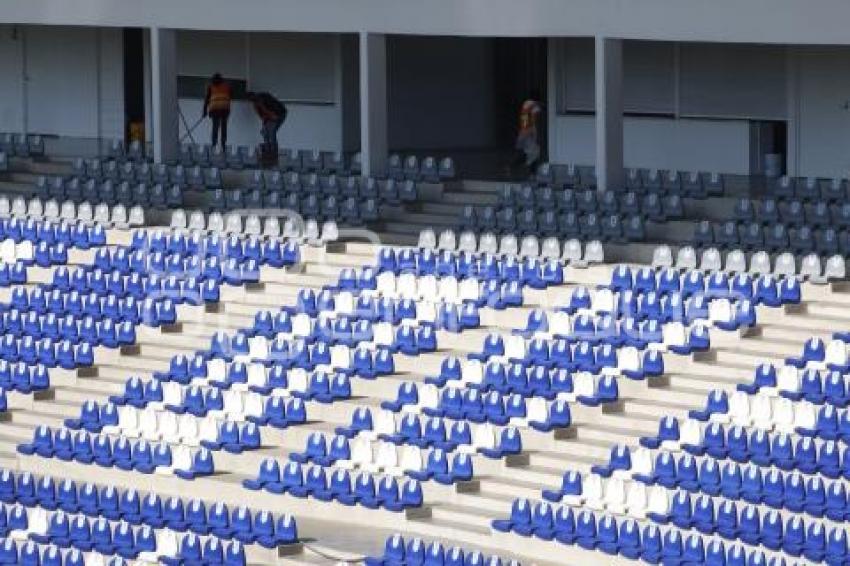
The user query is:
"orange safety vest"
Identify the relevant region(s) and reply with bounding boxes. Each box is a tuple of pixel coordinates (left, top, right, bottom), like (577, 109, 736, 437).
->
(208, 82, 232, 113)
(518, 99, 541, 135)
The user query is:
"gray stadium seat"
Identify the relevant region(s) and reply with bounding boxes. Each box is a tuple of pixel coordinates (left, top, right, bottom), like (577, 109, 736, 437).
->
(438, 229, 457, 251)
(207, 212, 224, 233)
(675, 246, 697, 271)
(170, 209, 187, 230)
(773, 252, 797, 278)
(263, 217, 281, 239)
(651, 245, 673, 269)
(825, 255, 846, 282)
(478, 232, 498, 255)
(403, 155, 419, 180)
(244, 214, 262, 236)
(225, 213, 242, 234)
(241, 146, 259, 168)
(59, 200, 75, 221)
(699, 247, 722, 272)
(304, 219, 321, 244)
(323, 151, 344, 174)
(128, 206, 145, 227)
(43, 199, 59, 220)
(499, 235, 518, 257)
(458, 231, 477, 253)
(749, 251, 772, 275)
(321, 221, 339, 243)
(27, 198, 43, 218)
(111, 204, 128, 227)
(420, 157, 439, 183)
(188, 211, 206, 232)
(11, 197, 26, 217)
(584, 240, 604, 264)
(225, 146, 242, 169)
(350, 152, 362, 175)
(799, 254, 822, 281)
(562, 238, 582, 264)
(520, 235, 540, 258)
(94, 203, 110, 224)
(418, 228, 437, 250)
(77, 202, 93, 223)
(0, 196, 9, 216)
(540, 237, 561, 260)
(210, 145, 227, 168)
(724, 249, 747, 274)
(439, 157, 455, 179)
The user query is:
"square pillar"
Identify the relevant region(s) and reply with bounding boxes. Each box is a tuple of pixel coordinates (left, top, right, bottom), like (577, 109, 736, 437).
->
(359, 32, 388, 177)
(150, 27, 179, 164)
(595, 37, 624, 192)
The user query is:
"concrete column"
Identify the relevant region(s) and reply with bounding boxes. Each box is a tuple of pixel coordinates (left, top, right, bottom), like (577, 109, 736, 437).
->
(594, 37, 624, 191)
(150, 27, 179, 164)
(359, 32, 388, 177)
(546, 37, 560, 163)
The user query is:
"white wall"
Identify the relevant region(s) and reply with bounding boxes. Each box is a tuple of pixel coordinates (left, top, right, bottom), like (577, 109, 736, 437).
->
(794, 47, 850, 178)
(175, 30, 344, 152)
(24, 26, 124, 143)
(0, 26, 24, 132)
(9, 0, 850, 47)
(552, 114, 751, 174)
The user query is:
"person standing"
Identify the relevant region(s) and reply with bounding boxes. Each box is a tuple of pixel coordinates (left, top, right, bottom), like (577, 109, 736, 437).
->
(202, 73, 232, 151)
(247, 91, 287, 166)
(511, 91, 543, 177)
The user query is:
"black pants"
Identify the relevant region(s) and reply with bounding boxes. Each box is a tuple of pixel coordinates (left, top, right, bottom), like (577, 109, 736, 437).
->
(510, 149, 540, 178)
(210, 111, 229, 149)
(262, 118, 284, 156)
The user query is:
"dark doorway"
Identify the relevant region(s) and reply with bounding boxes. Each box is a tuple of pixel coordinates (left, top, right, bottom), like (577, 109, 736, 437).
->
(494, 38, 548, 158)
(385, 35, 548, 179)
(122, 28, 146, 143)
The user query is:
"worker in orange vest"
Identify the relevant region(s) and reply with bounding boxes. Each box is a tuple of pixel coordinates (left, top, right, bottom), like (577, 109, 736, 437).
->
(203, 73, 232, 151)
(510, 90, 543, 177)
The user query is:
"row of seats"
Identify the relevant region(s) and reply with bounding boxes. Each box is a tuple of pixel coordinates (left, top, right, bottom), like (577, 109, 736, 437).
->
(169, 211, 340, 245)
(385, 154, 455, 182)
(243, 460, 424, 511)
(732, 197, 850, 226)
(0, 133, 45, 158)
(418, 229, 604, 265)
(768, 175, 850, 202)
(153, 141, 456, 182)
(624, 168, 725, 198)
(494, 498, 840, 564)
(105, 140, 145, 162)
(694, 219, 850, 256)
(494, 186, 685, 220)
(535, 162, 725, 198)
(206, 190, 386, 225)
(244, 170, 415, 201)
(1, 217, 106, 249)
(0, 468, 298, 563)
(651, 244, 846, 284)
(66, 162, 221, 190)
(3, 197, 145, 228)
(18, 427, 216, 479)
(175, 143, 259, 170)
(366, 534, 517, 566)
(458, 207, 648, 241)
(35, 176, 182, 210)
